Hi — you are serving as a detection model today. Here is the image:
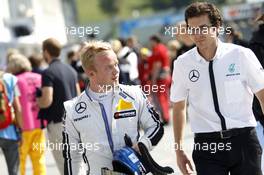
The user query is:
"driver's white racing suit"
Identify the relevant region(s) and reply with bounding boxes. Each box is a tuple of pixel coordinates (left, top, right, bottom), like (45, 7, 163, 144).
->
(62, 84, 164, 175)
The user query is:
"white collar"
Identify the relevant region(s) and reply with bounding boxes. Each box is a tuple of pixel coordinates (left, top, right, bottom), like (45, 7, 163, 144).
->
(88, 88, 114, 102)
(194, 39, 224, 63)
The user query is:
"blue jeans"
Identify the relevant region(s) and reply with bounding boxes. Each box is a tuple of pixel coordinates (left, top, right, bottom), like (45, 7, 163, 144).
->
(0, 138, 19, 175)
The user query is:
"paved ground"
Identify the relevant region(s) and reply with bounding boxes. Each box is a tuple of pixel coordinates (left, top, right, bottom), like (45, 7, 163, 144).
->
(0, 121, 195, 175)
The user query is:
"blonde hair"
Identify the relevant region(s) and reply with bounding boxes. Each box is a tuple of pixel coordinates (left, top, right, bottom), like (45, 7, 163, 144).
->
(7, 54, 32, 74)
(80, 40, 112, 71)
(109, 39, 122, 53)
(167, 40, 181, 51)
(6, 48, 20, 63)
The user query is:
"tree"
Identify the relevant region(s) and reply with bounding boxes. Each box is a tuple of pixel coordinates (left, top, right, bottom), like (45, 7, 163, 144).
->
(99, 0, 122, 38)
(99, 0, 122, 15)
(150, 0, 193, 11)
(149, 0, 226, 11)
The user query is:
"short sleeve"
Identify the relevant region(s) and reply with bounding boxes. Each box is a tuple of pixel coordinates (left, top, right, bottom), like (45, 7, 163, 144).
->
(241, 48, 264, 93)
(170, 59, 188, 102)
(14, 84, 20, 97)
(42, 70, 53, 87)
(3, 73, 17, 103)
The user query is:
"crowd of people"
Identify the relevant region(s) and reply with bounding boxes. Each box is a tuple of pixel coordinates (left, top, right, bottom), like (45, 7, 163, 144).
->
(0, 1, 263, 175)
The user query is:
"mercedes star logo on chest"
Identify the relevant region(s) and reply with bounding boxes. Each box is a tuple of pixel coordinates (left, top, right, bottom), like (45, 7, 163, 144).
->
(189, 69, 200, 82)
(75, 102, 87, 114)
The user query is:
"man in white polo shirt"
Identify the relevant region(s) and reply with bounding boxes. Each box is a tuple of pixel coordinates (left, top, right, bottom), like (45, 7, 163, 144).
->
(170, 2, 264, 175)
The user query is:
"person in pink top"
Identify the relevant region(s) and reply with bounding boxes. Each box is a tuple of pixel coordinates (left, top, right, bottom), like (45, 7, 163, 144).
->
(7, 54, 46, 175)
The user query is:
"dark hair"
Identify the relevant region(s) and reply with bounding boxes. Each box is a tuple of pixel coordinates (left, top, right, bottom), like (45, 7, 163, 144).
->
(118, 38, 127, 47)
(150, 35, 161, 43)
(29, 54, 43, 68)
(185, 2, 222, 27)
(42, 38, 62, 57)
(67, 51, 75, 60)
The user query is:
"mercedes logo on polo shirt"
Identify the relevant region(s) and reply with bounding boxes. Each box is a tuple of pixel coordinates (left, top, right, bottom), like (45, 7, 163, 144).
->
(189, 69, 200, 82)
(75, 102, 87, 114)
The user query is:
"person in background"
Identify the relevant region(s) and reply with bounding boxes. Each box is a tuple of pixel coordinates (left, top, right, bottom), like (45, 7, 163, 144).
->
(225, 25, 249, 47)
(250, 11, 264, 173)
(67, 49, 87, 91)
(36, 38, 80, 174)
(110, 39, 122, 55)
(67, 50, 83, 74)
(149, 35, 171, 124)
(126, 36, 141, 59)
(6, 49, 20, 64)
(0, 68, 22, 175)
(7, 54, 46, 175)
(175, 21, 195, 58)
(167, 39, 182, 74)
(117, 38, 139, 85)
(138, 47, 151, 88)
(28, 53, 48, 130)
(28, 53, 46, 75)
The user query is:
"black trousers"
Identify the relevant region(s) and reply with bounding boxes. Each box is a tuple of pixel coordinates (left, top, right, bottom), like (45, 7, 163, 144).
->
(193, 128, 262, 175)
(0, 138, 19, 175)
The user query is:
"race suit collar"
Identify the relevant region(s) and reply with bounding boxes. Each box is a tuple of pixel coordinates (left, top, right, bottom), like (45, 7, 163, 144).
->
(85, 84, 121, 102)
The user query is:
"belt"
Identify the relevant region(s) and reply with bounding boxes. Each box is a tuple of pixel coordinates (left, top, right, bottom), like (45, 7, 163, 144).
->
(194, 127, 254, 139)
